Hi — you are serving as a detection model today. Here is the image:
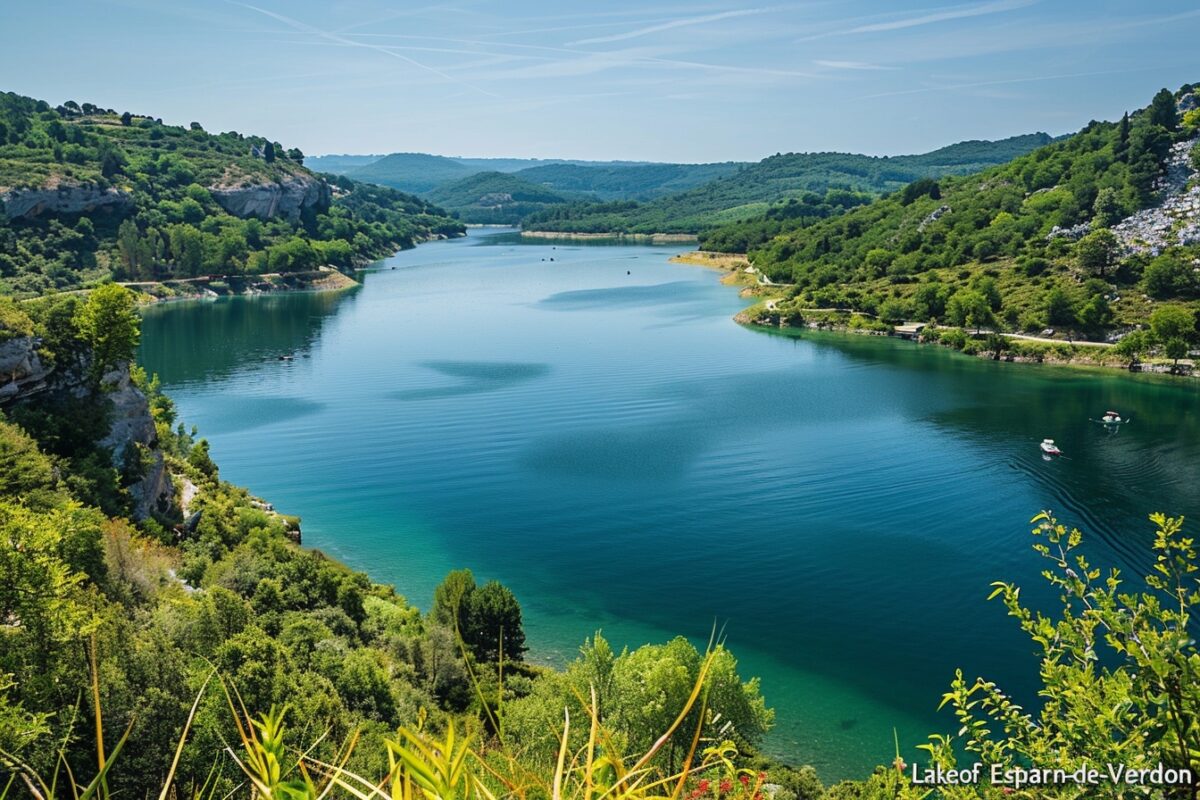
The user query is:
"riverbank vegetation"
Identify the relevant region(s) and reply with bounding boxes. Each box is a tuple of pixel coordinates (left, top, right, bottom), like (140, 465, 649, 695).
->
(0, 91, 464, 295)
(738, 85, 1200, 354)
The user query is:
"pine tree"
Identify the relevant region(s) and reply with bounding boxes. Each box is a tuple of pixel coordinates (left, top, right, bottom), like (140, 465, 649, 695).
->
(1148, 88, 1178, 131)
(1114, 112, 1130, 162)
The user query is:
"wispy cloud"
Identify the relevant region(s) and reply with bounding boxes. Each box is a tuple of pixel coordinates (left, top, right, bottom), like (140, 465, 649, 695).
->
(846, 0, 1036, 34)
(796, 0, 1037, 42)
(854, 65, 1158, 100)
(814, 59, 898, 71)
(229, 2, 501, 97)
(568, 8, 771, 46)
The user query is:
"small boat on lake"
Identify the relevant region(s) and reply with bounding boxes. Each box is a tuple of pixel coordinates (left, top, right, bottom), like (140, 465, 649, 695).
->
(1040, 438, 1062, 456)
(1101, 410, 1125, 424)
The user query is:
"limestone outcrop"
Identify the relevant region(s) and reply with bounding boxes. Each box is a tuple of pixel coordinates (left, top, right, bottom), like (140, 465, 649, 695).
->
(0, 183, 133, 220)
(94, 364, 176, 520)
(209, 173, 330, 221)
(0, 336, 53, 401)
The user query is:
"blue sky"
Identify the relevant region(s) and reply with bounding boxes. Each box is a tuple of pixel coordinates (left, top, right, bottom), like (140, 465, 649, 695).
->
(3, 0, 1198, 162)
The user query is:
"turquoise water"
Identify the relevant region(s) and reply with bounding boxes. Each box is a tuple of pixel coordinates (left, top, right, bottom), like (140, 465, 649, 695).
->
(138, 228, 1200, 781)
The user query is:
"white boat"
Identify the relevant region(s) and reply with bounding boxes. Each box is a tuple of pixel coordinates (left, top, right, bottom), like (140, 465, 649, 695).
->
(1040, 439, 1062, 456)
(1101, 410, 1123, 424)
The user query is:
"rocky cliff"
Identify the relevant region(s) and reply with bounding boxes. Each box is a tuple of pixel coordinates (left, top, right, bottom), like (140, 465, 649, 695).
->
(0, 343, 177, 521)
(209, 173, 331, 221)
(0, 183, 133, 220)
(93, 364, 175, 521)
(0, 336, 53, 401)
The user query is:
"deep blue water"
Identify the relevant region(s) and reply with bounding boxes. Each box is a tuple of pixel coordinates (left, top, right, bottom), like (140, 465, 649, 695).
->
(138, 228, 1200, 781)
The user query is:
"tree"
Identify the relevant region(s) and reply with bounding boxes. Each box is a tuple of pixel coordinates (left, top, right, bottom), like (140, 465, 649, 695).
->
(431, 568, 476, 631)
(1148, 87, 1178, 131)
(263, 141, 276, 163)
(1114, 111, 1130, 161)
(1077, 293, 1112, 333)
(1143, 253, 1197, 298)
(1149, 304, 1196, 343)
(1091, 187, 1124, 227)
(900, 177, 940, 205)
(946, 289, 993, 333)
(1076, 228, 1120, 277)
(912, 282, 950, 321)
(120, 111, 132, 126)
(286, 147, 304, 164)
(463, 580, 526, 662)
(1044, 286, 1077, 327)
(1164, 337, 1189, 367)
(1150, 305, 1196, 366)
(74, 283, 141, 382)
(862, 248, 894, 278)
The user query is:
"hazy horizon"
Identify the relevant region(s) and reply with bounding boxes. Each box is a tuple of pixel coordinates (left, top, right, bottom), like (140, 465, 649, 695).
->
(3, 0, 1199, 162)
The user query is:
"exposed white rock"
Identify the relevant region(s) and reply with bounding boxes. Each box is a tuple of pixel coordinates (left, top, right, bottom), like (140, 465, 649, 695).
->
(209, 173, 330, 221)
(1110, 137, 1200, 255)
(0, 183, 133, 220)
(94, 364, 176, 520)
(0, 336, 52, 400)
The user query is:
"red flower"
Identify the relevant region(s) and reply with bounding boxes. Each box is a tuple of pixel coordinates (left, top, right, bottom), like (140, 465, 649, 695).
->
(719, 779, 733, 794)
(739, 775, 750, 787)
(698, 780, 710, 793)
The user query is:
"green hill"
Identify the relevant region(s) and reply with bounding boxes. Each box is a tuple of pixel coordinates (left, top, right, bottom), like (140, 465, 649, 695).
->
(513, 161, 743, 200)
(747, 85, 1200, 343)
(303, 153, 383, 174)
(424, 171, 573, 224)
(0, 92, 464, 295)
(521, 133, 1056, 235)
(346, 152, 478, 194)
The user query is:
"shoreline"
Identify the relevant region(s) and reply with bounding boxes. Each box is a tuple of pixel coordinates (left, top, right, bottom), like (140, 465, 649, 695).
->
(123, 268, 359, 305)
(663, 252, 1197, 381)
(730, 297, 1196, 380)
(521, 229, 698, 244)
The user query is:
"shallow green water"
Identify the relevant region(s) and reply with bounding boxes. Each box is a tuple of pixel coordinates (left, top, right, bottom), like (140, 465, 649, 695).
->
(138, 229, 1200, 781)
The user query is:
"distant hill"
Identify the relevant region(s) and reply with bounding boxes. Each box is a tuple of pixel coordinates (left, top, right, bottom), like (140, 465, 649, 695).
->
(347, 152, 479, 194)
(424, 171, 573, 224)
(522, 133, 1057, 235)
(304, 153, 383, 174)
(332, 150, 744, 203)
(454, 156, 653, 172)
(513, 162, 743, 200)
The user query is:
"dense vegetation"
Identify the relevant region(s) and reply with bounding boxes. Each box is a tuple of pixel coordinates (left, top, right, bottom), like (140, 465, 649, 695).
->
(512, 162, 741, 201)
(746, 85, 1200, 345)
(0, 289, 781, 798)
(345, 152, 481, 194)
(522, 134, 1055, 235)
(0, 92, 464, 295)
(423, 172, 574, 225)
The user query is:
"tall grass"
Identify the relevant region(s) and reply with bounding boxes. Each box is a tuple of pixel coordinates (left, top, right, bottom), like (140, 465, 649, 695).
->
(1, 641, 755, 800)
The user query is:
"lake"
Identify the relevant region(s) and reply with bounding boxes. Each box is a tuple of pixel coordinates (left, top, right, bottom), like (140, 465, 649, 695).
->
(138, 228, 1200, 781)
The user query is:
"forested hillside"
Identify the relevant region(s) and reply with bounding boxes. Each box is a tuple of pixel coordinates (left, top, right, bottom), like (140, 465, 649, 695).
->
(0, 92, 464, 295)
(522, 134, 1055, 235)
(423, 171, 573, 224)
(748, 85, 1200, 346)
